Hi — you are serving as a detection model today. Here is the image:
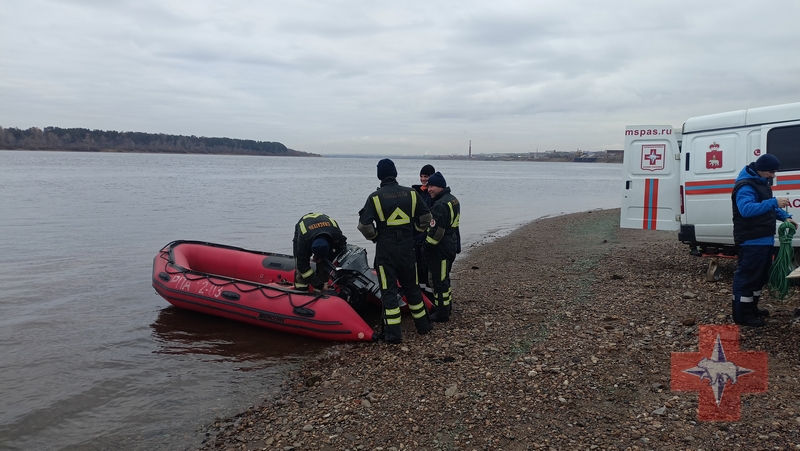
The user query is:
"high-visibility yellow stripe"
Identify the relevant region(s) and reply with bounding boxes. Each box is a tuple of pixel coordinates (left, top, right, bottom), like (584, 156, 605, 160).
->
(440, 259, 447, 281)
(411, 190, 416, 216)
(426, 235, 439, 245)
(299, 222, 307, 234)
(409, 300, 426, 319)
(300, 269, 314, 278)
(448, 202, 460, 227)
(330, 217, 338, 228)
(385, 307, 401, 316)
(386, 207, 411, 226)
(386, 317, 401, 325)
(372, 196, 385, 222)
(378, 266, 388, 290)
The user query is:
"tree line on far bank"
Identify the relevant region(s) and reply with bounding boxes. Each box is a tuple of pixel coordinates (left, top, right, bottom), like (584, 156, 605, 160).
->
(0, 126, 315, 157)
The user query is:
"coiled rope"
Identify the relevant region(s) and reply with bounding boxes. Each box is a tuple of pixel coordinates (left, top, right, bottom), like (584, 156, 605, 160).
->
(768, 219, 797, 300)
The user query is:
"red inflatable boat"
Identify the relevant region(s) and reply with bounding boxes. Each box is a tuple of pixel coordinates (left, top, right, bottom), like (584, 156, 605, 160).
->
(152, 240, 379, 342)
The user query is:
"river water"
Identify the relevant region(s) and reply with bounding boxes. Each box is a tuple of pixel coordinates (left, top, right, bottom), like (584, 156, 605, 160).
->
(0, 151, 621, 450)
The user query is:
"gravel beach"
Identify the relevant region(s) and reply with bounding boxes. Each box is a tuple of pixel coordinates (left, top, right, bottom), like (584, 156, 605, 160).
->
(196, 208, 800, 451)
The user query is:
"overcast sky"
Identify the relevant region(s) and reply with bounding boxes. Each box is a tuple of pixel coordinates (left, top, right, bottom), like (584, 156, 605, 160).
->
(2, 1, 799, 155)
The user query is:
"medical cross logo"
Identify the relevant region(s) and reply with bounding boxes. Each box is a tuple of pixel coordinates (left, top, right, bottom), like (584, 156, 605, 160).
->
(641, 144, 665, 171)
(671, 325, 767, 421)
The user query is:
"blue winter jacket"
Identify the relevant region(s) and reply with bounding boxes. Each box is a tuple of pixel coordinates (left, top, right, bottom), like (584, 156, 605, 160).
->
(733, 165, 791, 246)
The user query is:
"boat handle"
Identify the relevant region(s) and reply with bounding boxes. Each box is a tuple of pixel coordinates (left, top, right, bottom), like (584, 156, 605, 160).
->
(158, 272, 170, 281)
(293, 307, 315, 318)
(222, 291, 241, 301)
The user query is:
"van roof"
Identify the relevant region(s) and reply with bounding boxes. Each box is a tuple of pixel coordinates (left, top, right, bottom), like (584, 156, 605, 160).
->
(683, 101, 800, 134)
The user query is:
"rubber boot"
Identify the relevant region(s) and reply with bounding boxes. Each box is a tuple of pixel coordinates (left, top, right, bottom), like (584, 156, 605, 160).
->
(753, 295, 770, 318)
(430, 290, 451, 322)
(429, 301, 448, 322)
(380, 323, 402, 344)
(732, 297, 765, 327)
(413, 315, 433, 335)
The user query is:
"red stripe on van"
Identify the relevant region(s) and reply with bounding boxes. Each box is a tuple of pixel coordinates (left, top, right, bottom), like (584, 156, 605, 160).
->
(643, 178, 659, 230)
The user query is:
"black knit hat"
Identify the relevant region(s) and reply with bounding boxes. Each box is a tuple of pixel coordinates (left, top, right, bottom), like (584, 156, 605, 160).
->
(754, 154, 780, 172)
(311, 236, 330, 259)
(427, 171, 446, 188)
(377, 158, 397, 180)
(420, 164, 435, 176)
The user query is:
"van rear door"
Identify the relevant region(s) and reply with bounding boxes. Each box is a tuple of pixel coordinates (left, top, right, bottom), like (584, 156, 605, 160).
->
(620, 126, 681, 231)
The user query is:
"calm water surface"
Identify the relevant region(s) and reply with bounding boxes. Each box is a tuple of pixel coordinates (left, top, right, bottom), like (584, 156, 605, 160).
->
(0, 151, 621, 450)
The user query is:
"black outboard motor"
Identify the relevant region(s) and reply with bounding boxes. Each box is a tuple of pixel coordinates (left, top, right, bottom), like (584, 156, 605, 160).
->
(325, 244, 381, 311)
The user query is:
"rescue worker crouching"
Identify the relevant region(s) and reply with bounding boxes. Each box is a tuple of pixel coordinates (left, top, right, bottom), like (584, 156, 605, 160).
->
(358, 158, 434, 344)
(293, 213, 347, 292)
(423, 171, 460, 323)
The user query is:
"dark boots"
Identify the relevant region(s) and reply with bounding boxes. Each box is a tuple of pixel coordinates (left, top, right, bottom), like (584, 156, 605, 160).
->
(732, 297, 765, 327)
(429, 293, 451, 322)
(753, 295, 770, 318)
(380, 323, 402, 344)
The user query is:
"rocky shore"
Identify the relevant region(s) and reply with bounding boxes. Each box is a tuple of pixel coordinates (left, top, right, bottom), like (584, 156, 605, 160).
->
(196, 209, 800, 451)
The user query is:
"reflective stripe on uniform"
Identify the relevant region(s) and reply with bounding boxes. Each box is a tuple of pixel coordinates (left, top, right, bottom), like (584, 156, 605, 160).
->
(434, 288, 451, 307)
(301, 268, 314, 279)
(299, 213, 330, 234)
(426, 235, 439, 245)
(408, 300, 426, 319)
(447, 202, 460, 227)
(372, 196, 385, 221)
(440, 259, 447, 281)
(386, 207, 411, 226)
(378, 265, 388, 290)
(385, 307, 401, 325)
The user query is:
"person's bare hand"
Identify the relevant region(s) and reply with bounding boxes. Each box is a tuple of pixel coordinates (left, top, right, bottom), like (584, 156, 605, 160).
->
(777, 197, 790, 208)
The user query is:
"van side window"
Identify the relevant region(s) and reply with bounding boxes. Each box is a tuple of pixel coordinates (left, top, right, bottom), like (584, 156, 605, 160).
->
(767, 124, 800, 171)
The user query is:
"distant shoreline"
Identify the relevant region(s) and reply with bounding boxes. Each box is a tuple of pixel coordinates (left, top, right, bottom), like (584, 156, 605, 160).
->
(0, 148, 320, 157)
(0, 126, 312, 157)
(1, 148, 622, 162)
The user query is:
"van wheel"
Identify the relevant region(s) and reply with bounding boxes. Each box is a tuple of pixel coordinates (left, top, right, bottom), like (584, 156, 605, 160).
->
(706, 259, 721, 282)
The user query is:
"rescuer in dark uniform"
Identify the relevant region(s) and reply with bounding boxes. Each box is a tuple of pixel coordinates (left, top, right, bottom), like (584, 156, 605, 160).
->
(293, 213, 347, 292)
(358, 159, 434, 344)
(412, 164, 436, 302)
(423, 171, 460, 322)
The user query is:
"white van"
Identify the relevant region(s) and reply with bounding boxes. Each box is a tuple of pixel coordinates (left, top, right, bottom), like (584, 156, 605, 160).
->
(620, 102, 800, 277)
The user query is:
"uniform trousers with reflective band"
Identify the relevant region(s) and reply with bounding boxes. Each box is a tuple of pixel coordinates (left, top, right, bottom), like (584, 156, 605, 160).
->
(375, 232, 431, 342)
(413, 240, 433, 301)
(732, 245, 773, 302)
(428, 254, 454, 319)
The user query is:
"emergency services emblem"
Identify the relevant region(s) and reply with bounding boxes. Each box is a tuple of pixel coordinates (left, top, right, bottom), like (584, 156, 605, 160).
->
(671, 325, 767, 421)
(706, 142, 723, 170)
(641, 144, 665, 171)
